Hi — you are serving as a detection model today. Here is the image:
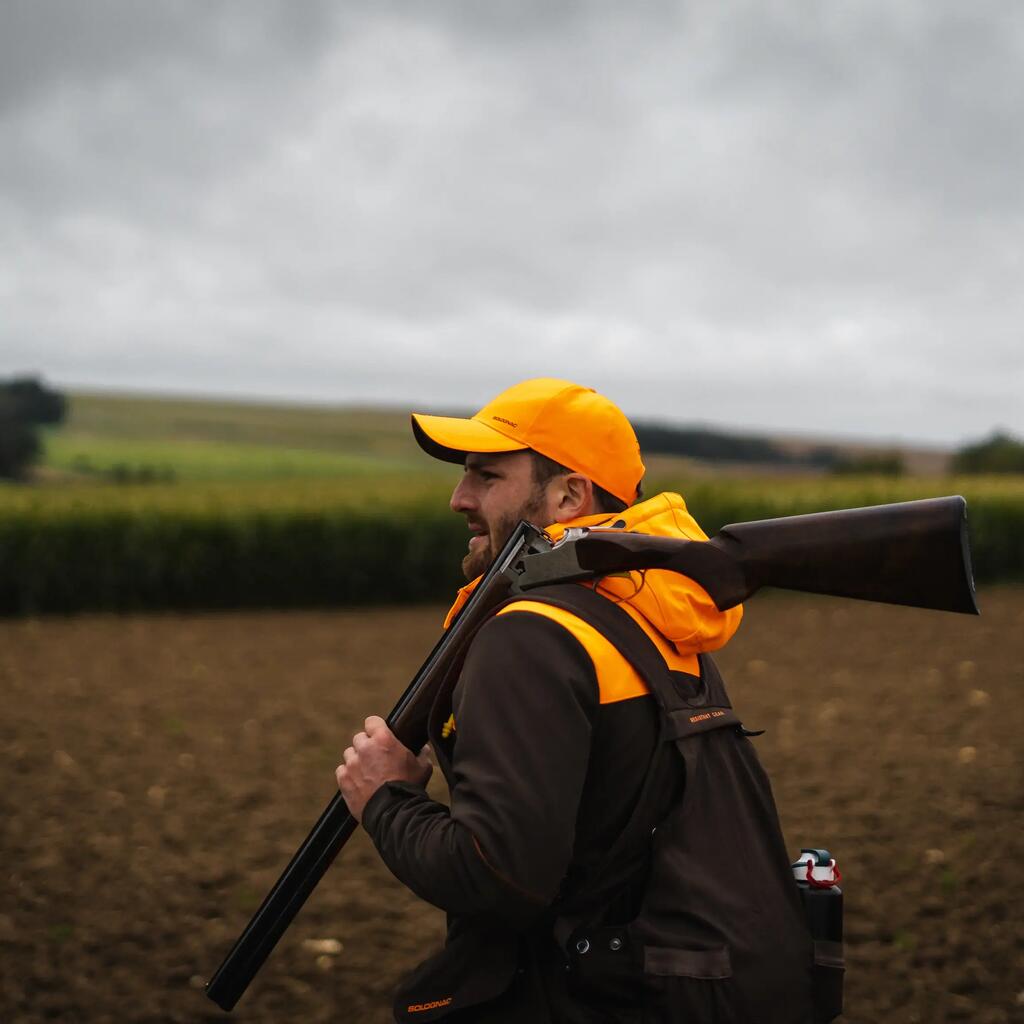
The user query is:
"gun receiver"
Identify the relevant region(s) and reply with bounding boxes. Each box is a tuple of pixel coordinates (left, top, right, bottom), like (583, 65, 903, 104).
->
(206, 495, 977, 1011)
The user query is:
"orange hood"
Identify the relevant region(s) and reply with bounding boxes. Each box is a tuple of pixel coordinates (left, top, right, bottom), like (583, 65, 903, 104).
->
(444, 491, 742, 656)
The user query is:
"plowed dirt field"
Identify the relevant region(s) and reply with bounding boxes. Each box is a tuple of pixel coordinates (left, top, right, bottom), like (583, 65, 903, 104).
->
(2, 590, 1021, 1023)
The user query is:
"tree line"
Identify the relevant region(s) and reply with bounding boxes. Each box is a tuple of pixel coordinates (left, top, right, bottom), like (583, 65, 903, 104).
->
(636, 422, 1024, 476)
(0, 377, 67, 479)
(951, 431, 1024, 474)
(634, 422, 837, 468)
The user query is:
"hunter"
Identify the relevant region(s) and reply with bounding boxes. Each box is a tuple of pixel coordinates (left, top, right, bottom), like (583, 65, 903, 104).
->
(336, 378, 817, 1023)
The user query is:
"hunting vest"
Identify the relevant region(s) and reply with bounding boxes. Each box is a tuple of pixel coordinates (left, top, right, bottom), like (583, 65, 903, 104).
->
(396, 583, 838, 1023)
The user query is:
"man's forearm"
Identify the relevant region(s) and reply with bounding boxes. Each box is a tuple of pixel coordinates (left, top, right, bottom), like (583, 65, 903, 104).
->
(362, 781, 549, 926)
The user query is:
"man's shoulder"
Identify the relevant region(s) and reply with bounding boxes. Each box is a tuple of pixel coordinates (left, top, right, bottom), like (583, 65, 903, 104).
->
(449, 602, 603, 729)
(469, 596, 655, 707)
(472, 599, 595, 656)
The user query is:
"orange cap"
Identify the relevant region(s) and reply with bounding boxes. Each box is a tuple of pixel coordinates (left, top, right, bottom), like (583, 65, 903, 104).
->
(411, 378, 645, 506)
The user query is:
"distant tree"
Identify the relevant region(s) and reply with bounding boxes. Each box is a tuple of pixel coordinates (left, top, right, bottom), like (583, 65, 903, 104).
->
(0, 376, 67, 479)
(0, 418, 40, 479)
(951, 431, 1024, 474)
(2, 377, 66, 424)
(830, 451, 906, 476)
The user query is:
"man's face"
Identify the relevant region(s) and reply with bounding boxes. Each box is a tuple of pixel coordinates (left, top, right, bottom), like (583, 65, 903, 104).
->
(450, 451, 557, 581)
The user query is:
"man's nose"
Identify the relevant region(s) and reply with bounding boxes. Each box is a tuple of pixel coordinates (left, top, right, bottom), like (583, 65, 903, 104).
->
(450, 475, 475, 514)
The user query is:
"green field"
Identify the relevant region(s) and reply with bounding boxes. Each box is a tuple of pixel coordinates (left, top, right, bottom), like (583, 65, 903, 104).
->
(41, 392, 453, 481)
(53, 392, 421, 454)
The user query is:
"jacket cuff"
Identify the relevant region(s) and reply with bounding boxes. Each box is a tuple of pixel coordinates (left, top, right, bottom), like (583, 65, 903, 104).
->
(361, 779, 428, 837)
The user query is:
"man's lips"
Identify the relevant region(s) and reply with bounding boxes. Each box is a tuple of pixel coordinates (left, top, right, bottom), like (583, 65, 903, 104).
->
(467, 524, 488, 550)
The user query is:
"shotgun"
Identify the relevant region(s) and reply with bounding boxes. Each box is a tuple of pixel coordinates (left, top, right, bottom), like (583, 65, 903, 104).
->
(206, 494, 977, 1010)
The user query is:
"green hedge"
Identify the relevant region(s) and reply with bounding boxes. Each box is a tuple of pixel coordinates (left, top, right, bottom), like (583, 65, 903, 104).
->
(1, 480, 1020, 615)
(0, 504, 468, 615)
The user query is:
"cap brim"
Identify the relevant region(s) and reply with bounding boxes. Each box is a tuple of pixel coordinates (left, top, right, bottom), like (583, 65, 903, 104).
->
(411, 413, 527, 465)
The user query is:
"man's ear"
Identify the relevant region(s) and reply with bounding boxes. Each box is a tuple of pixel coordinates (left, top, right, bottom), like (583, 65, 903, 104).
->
(553, 473, 596, 522)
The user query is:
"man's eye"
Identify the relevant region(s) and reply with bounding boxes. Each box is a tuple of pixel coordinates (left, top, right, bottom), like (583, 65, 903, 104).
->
(479, 471, 497, 481)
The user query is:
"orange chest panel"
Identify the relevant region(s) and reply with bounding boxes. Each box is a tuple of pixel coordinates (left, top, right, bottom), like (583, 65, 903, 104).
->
(496, 600, 699, 704)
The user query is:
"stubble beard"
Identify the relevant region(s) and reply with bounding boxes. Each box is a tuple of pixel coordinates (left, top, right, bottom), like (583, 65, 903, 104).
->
(460, 493, 547, 581)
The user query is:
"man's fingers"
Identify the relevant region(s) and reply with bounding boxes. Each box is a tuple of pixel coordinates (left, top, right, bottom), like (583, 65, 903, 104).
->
(415, 744, 434, 785)
(343, 746, 357, 765)
(353, 731, 371, 752)
(365, 715, 387, 734)
(365, 716, 398, 751)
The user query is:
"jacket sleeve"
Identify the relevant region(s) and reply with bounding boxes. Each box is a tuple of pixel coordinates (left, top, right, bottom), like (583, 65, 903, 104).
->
(362, 610, 599, 925)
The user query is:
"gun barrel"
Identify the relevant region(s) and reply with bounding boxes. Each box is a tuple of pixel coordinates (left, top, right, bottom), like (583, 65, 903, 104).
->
(206, 799, 356, 1010)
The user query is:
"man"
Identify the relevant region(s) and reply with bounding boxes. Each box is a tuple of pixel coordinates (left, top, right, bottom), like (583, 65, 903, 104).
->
(336, 379, 816, 1023)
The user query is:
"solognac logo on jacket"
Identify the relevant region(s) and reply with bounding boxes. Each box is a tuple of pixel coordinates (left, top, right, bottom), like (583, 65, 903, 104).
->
(491, 415, 518, 428)
(407, 996, 453, 1013)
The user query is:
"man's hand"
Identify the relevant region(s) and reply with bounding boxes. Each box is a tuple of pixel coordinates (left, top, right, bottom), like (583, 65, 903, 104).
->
(336, 715, 433, 822)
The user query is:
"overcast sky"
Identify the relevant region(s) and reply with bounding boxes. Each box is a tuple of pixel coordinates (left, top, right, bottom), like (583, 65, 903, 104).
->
(2, 0, 1021, 445)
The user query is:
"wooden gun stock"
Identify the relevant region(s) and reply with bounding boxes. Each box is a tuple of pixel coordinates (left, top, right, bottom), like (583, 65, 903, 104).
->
(206, 495, 978, 1011)
(560, 495, 978, 615)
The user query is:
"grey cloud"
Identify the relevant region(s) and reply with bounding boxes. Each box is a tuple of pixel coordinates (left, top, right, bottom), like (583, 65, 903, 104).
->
(1, 0, 1021, 444)
(0, 0, 337, 109)
(0, 0, 339, 221)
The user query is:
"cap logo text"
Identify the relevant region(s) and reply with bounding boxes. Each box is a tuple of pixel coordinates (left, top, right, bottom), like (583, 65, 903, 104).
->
(492, 416, 517, 428)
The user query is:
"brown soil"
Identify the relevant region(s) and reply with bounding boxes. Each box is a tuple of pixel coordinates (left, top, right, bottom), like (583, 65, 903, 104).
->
(1, 591, 1021, 1023)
